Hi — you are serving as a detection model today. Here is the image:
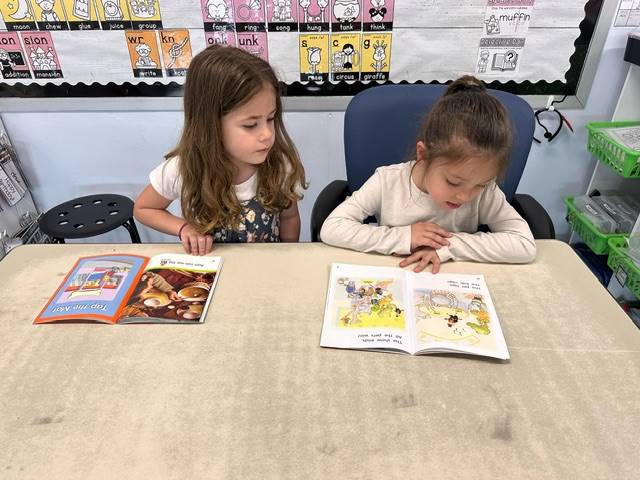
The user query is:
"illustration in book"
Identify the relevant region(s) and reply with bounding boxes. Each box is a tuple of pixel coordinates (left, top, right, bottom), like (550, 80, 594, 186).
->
(321, 263, 509, 359)
(34, 253, 223, 324)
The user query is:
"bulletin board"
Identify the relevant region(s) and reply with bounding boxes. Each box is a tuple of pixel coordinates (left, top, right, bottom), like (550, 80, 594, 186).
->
(0, 0, 606, 98)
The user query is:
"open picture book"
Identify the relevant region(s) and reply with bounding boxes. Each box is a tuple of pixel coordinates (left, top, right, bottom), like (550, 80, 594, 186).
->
(321, 263, 509, 360)
(34, 253, 223, 324)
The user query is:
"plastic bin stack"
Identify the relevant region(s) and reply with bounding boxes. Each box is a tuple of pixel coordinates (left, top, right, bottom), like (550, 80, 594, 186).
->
(567, 120, 640, 299)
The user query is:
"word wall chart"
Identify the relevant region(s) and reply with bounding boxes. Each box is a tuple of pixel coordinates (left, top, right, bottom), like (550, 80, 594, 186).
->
(0, 1, 590, 87)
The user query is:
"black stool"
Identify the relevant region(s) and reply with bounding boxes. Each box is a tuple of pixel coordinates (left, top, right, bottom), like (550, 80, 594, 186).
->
(38, 194, 141, 243)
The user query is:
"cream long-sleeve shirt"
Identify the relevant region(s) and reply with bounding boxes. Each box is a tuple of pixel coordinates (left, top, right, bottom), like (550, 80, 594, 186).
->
(320, 162, 536, 264)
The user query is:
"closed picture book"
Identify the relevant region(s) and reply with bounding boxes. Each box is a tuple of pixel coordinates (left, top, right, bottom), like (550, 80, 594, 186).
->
(34, 253, 223, 324)
(321, 263, 509, 360)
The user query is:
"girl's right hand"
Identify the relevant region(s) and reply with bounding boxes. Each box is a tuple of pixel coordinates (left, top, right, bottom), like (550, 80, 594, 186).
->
(398, 247, 442, 273)
(410, 222, 452, 251)
(179, 224, 214, 256)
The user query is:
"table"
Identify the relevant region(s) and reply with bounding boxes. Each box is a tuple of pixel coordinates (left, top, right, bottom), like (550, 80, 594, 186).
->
(0, 241, 638, 479)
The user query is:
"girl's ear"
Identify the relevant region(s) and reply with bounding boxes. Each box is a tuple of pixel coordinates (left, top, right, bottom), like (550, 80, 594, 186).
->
(416, 141, 427, 162)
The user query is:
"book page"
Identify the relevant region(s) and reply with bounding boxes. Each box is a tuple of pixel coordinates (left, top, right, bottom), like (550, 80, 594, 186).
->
(34, 254, 147, 324)
(407, 273, 509, 360)
(320, 263, 412, 353)
(119, 254, 223, 324)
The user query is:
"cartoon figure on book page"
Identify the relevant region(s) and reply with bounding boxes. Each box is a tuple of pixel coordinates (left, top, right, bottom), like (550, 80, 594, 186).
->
(413, 288, 499, 351)
(333, 276, 405, 329)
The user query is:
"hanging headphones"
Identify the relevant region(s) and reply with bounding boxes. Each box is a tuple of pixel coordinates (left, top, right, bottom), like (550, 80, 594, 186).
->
(533, 95, 574, 144)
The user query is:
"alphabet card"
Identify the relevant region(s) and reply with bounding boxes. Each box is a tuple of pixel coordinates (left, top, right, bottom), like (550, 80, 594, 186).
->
(330, 32, 360, 81)
(95, 0, 132, 29)
(298, 0, 329, 33)
(362, 0, 393, 31)
(200, 0, 235, 32)
(299, 33, 329, 82)
(476, 37, 525, 75)
(0, 0, 38, 31)
(205, 30, 237, 47)
(126, 0, 162, 29)
(32, 0, 69, 30)
(234, 0, 265, 33)
(265, 0, 298, 32)
(236, 31, 268, 61)
(159, 29, 192, 77)
(331, 0, 362, 32)
(21, 31, 63, 78)
(0, 32, 32, 79)
(360, 32, 390, 81)
(125, 30, 162, 77)
(483, 0, 534, 37)
(62, 0, 100, 30)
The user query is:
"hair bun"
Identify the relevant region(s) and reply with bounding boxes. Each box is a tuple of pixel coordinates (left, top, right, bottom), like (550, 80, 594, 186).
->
(444, 75, 486, 96)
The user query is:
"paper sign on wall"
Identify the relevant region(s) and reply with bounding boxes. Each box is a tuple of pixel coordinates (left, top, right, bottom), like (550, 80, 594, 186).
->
(0, 32, 32, 79)
(299, 33, 329, 81)
(0, 0, 38, 31)
(298, 0, 329, 32)
(127, 0, 162, 29)
(331, 0, 362, 32)
(363, 0, 394, 32)
(21, 31, 63, 78)
(95, 0, 133, 29)
(330, 32, 360, 81)
(125, 30, 162, 77)
(236, 31, 268, 61)
(266, 0, 298, 32)
(361, 32, 390, 81)
(32, 0, 69, 30)
(205, 30, 237, 47)
(159, 29, 192, 77)
(484, 0, 534, 37)
(62, 0, 101, 30)
(201, 0, 235, 32)
(476, 37, 525, 75)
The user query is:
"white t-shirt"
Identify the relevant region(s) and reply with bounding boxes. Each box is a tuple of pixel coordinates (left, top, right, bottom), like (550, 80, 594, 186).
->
(149, 157, 281, 243)
(149, 156, 258, 203)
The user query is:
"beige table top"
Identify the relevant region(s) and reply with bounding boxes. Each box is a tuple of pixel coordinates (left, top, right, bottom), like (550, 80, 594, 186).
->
(0, 240, 638, 479)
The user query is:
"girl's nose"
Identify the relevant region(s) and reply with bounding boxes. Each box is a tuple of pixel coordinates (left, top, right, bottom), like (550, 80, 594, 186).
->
(260, 123, 274, 142)
(455, 190, 472, 202)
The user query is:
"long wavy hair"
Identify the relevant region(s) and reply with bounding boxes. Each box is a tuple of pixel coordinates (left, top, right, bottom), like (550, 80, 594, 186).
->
(415, 75, 513, 179)
(167, 45, 307, 233)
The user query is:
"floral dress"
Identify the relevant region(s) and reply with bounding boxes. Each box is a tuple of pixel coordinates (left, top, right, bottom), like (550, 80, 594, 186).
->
(211, 197, 280, 243)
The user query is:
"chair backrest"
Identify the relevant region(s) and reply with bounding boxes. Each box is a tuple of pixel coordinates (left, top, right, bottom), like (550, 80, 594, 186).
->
(343, 84, 535, 202)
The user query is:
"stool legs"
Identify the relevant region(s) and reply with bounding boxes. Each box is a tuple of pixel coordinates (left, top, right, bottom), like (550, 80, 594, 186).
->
(124, 218, 142, 244)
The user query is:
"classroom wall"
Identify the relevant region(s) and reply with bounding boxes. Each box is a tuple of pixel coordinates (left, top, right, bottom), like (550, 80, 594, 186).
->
(0, 24, 632, 244)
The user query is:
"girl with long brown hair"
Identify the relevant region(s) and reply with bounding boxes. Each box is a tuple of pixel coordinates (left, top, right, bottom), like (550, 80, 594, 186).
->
(134, 45, 307, 255)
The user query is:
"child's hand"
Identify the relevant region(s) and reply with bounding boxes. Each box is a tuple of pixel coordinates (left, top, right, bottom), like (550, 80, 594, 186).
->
(179, 224, 214, 256)
(398, 247, 441, 273)
(410, 222, 452, 251)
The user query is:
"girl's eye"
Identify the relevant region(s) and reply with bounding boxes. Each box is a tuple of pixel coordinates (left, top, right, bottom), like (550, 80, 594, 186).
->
(267, 117, 275, 122)
(446, 180, 460, 186)
(243, 124, 257, 129)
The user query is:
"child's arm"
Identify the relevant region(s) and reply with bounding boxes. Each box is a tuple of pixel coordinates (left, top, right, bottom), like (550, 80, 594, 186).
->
(134, 185, 213, 255)
(437, 183, 536, 264)
(279, 200, 301, 242)
(320, 170, 446, 255)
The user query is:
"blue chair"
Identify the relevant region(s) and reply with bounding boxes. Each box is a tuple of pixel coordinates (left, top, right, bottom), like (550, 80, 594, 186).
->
(310, 84, 555, 241)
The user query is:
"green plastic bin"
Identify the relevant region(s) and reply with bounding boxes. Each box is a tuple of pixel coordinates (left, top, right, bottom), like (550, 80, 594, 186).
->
(586, 121, 640, 178)
(564, 197, 627, 255)
(607, 238, 640, 299)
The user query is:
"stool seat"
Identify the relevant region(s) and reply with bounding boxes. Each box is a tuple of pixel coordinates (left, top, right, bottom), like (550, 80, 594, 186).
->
(39, 194, 141, 243)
